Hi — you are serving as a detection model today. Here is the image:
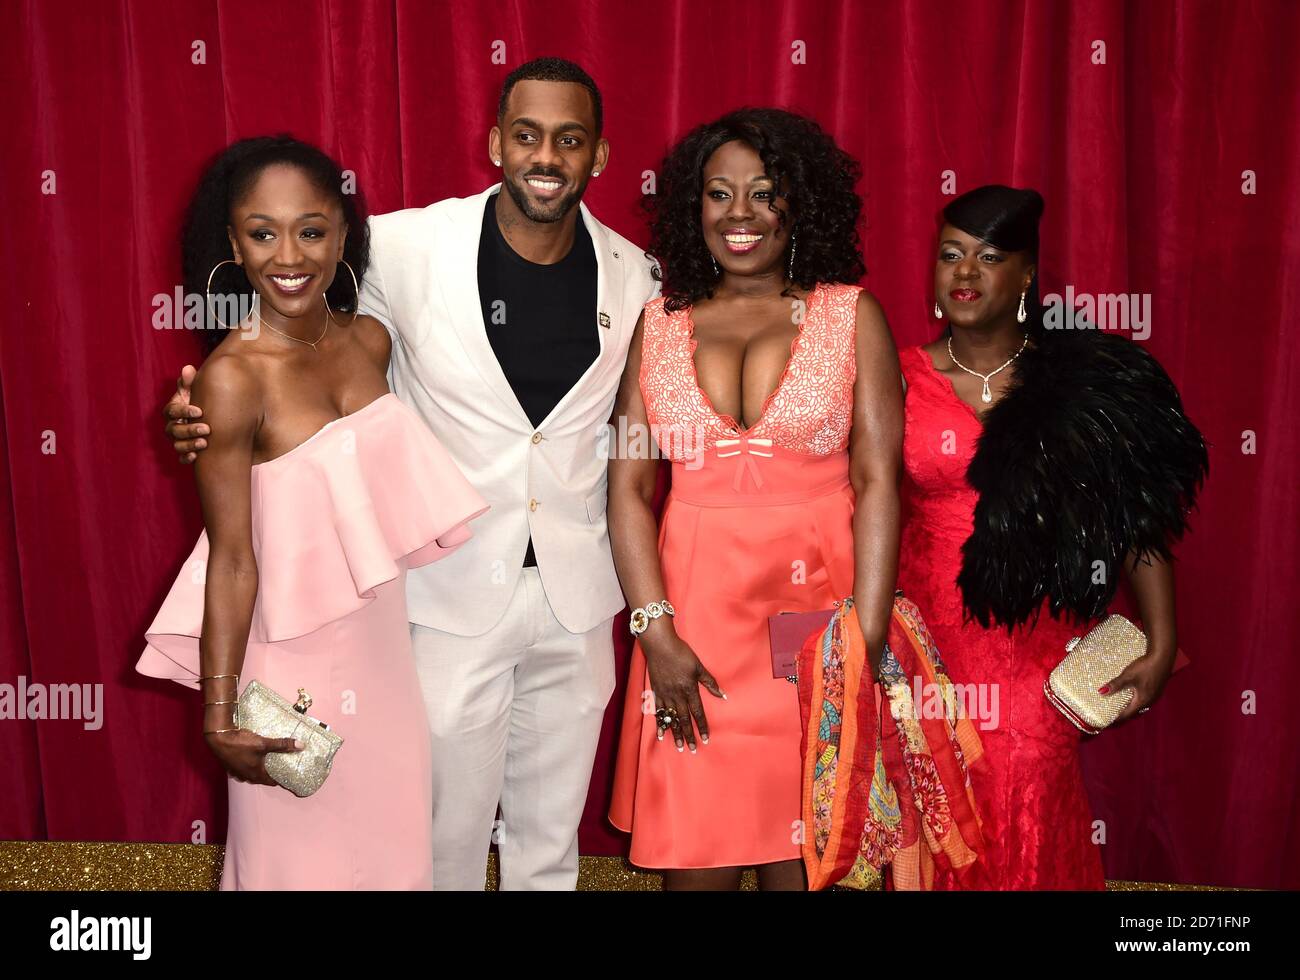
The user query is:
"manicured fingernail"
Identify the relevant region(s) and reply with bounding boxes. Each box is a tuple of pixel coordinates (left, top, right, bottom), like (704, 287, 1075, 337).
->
(689, 745, 697, 754)
(1098, 685, 1110, 694)
(676, 744, 684, 753)
(656, 733, 663, 741)
(701, 734, 709, 744)
(721, 693, 728, 700)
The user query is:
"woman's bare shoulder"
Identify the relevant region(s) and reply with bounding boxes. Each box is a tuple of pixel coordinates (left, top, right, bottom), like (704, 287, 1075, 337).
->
(192, 341, 265, 424)
(347, 313, 392, 371)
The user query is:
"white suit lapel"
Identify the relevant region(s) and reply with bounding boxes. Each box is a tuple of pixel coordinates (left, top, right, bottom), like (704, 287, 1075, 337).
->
(430, 184, 629, 431)
(430, 183, 530, 426)
(537, 201, 627, 429)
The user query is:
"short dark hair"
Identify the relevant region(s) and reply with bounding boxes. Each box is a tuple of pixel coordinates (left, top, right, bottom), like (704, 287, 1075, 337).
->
(943, 184, 1044, 260)
(497, 57, 603, 135)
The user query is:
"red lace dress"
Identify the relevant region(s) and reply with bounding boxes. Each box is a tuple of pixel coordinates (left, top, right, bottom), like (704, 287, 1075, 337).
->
(897, 345, 1105, 890)
(609, 283, 861, 869)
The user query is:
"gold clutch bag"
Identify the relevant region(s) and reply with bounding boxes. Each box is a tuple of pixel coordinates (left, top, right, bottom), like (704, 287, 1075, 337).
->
(1044, 614, 1147, 735)
(235, 681, 343, 797)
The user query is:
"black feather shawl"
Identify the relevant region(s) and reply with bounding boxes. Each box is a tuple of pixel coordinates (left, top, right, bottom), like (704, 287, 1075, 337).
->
(958, 328, 1209, 630)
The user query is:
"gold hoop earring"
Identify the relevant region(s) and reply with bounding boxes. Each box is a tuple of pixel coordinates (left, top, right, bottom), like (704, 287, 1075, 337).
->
(205, 259, 253, 331)
(324, 259, 361, 327)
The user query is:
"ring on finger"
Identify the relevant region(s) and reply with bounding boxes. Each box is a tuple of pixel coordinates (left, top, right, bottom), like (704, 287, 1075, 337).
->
(655, 705, 678, 732)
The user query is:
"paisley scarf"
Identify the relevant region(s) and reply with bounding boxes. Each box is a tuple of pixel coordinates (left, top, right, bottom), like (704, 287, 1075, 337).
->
(797, 596, 987, 890)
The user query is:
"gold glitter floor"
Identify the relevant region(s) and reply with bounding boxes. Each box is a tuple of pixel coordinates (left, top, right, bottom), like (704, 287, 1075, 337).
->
(0, 842, 1235, 891)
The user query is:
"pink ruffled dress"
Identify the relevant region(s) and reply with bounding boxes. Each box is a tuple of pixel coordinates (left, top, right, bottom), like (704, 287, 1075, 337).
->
(137, 393, 488, 890)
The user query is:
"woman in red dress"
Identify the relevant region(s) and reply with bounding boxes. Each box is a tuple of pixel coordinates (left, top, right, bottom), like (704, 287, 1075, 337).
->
(898, 185, 1207, 889)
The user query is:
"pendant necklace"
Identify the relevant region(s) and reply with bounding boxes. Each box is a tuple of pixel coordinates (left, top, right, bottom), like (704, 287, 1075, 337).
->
(947, 333, 1028, 403)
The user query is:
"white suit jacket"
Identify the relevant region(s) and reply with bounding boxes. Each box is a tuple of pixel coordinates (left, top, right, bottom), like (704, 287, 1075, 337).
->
(358, 184, 659, 636)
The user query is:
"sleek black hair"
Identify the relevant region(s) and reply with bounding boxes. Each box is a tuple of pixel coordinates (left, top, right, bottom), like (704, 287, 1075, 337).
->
(647, 107, 865, 311)
(943, 184, 1045, 333)
(181, 135, 370, 352)
(497, 57, 603, 135)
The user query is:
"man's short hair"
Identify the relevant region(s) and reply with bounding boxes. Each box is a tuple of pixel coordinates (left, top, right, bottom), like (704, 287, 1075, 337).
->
(497, 57, 603, 135)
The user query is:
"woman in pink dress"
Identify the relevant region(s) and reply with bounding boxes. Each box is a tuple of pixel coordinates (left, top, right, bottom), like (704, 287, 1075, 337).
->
(607, 110, 904, 889)
(137, 137, 487, 890)
(898, 185, 1206, 888)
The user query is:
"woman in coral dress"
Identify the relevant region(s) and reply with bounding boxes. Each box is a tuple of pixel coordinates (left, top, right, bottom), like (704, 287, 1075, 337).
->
(137, 137, 487, 890)
(900, 185, 1206, 889)
(607, 110, 904, 889)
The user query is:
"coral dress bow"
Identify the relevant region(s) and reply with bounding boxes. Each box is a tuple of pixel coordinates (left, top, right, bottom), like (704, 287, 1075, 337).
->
(715, 434, 774, 491)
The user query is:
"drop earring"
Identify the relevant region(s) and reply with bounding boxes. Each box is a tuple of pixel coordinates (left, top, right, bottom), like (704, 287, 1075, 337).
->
(786, 235, 797, 281)
(711, 255, 720, 276)
(1016, 290, 1028, 324)
(934, 301, 943, 320)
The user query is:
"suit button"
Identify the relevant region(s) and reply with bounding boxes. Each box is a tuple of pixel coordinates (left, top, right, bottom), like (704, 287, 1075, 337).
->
(529, 498, 539, 512)
(531, 432, 543, 444)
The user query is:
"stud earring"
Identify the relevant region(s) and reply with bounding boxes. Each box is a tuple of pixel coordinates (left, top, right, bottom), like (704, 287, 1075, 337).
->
(934, 301, 943, 320)
(1016, 290, 1028, 324)
(493, 159, 501, 167)
(592, 170, 601, 177)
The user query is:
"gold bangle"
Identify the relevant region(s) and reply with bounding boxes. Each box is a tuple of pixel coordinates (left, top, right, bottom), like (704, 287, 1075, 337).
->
(203, 699, 237, 706)
(203, 727, 238, 735)
(201, 673, 239, 680)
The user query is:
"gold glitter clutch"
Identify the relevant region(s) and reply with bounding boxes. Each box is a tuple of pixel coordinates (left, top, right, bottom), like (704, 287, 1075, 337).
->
(236, 681, 343, 798)
(1044, 614, 1147, 735)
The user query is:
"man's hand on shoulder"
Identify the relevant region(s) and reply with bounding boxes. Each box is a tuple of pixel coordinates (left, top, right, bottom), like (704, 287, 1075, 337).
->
(163, 364, 208, 464)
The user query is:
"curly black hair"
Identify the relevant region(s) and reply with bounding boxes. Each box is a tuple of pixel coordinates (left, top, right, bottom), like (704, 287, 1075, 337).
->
(646, 108, 865, 311)
(181, 135, 370, 352)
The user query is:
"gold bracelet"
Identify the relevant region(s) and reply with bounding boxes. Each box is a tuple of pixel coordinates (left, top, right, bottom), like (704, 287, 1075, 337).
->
(203, 699, 237, 706)
(203, 727, 238, 735)
(629, 599, 676, 636)
(201, 673, 239, 680)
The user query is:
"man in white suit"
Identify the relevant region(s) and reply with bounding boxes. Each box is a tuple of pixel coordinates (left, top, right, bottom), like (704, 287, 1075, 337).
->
(166, 58, 657, 889)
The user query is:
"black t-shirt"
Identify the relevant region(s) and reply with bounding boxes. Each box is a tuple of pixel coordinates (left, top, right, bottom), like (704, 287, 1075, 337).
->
(477, 192, 599, 567)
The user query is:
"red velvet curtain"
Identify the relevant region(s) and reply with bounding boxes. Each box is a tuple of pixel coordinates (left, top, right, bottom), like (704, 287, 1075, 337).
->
(2, 0, 1296, 888)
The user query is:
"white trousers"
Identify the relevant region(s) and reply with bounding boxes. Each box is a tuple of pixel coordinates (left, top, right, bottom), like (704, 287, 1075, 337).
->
(410, 567, 616, 890)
